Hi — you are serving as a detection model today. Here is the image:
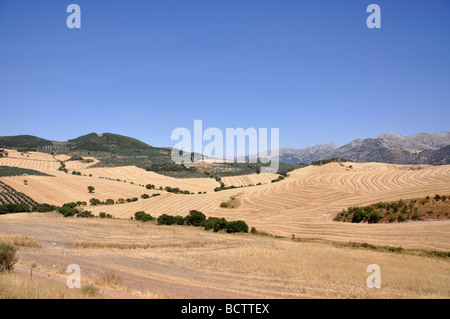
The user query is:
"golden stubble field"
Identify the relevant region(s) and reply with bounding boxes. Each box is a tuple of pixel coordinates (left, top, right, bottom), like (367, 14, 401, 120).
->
(0, 149, 449, 298)
(0, 213, 449, 299)
(1, 150, 450, 250)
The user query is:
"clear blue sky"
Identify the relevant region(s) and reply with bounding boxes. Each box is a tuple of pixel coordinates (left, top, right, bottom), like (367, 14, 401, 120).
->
(1, 0, 449, 149)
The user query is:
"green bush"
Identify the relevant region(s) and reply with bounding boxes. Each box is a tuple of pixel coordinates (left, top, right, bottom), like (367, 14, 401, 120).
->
(76, 211, 94, 218)
(157, 214, 174, 225)
(0, 243, 18, 272)
(32, 203, 56, 212)
(63, 202, 78, 208)
(89, 198, 101, 206)
(141, 194, 150, 199)
(0, 203, 31, 214)
(105, 199, 115, 205)
(367, 210, 383, 223)
(225, 220, 249, 233)
(334, 210, 348, 222)
(350, 207, 366, 223)
(134, 211, 155, 222)
(57, 206, 78, 217)
(184, 210, 206, 226)
(173, 215, 185, 225)
(99, 213, 113, 219)
(203, 217, 227, 232)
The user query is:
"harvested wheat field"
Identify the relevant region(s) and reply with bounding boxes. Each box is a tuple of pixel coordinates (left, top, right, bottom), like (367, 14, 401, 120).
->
(84, 162, 450, 251)
(1, 151, 450, 251)
(0, 174, 158, 206)
(221, 173, 279, 187)
(78, 165, 218, 193)
(0, 150, 61, 173)
(1, 153, 450, 298)
(0, 213, 448, 299)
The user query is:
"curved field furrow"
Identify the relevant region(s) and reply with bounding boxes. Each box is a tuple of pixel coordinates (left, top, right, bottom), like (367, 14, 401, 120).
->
(221, 174, 279, 187)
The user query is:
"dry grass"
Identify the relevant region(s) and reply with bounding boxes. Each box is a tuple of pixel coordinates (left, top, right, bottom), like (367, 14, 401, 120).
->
(1, 213, 449, 298)
(0, 235, 42, 248)
(159, 240, 450, 298)
(74, 240, 221, 250)
(89, 270, 167, 298)
(92, 270, 122, 288)
(0, 271, 102, 299)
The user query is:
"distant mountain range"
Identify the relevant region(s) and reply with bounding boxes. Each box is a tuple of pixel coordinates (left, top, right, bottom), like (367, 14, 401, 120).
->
(276, 132, 450, 165)
(1, 131, 449, 166)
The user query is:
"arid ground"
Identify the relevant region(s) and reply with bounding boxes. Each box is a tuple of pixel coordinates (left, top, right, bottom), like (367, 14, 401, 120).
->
(0, 150, 449, 298)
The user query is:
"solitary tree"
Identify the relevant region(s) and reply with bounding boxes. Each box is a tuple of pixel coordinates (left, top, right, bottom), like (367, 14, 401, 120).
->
(87, 186, 95, 193)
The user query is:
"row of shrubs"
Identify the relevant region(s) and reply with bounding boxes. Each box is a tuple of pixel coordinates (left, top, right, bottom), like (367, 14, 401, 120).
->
(146, 183, 204, 195)
(89, 197, 136, 206)
(335, 206, 384, 224)
(335, 194, 449, 223)
(0, 201, 251, 234)
(88, 193, 161, 206)
(133, 210, 249, 233)
(141, 193, 161, 199)
(0, 203, 57, 215)
(164, 186, 195, 195)
(57, 203, 115, 219)
(213, 175, 286, 192)
(51, 201, 115, 218)
(271, 175, 285, 183)
(57, 202, 90, 217)
(0, 195, 161, 215)
(311, 158, 350, 166)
